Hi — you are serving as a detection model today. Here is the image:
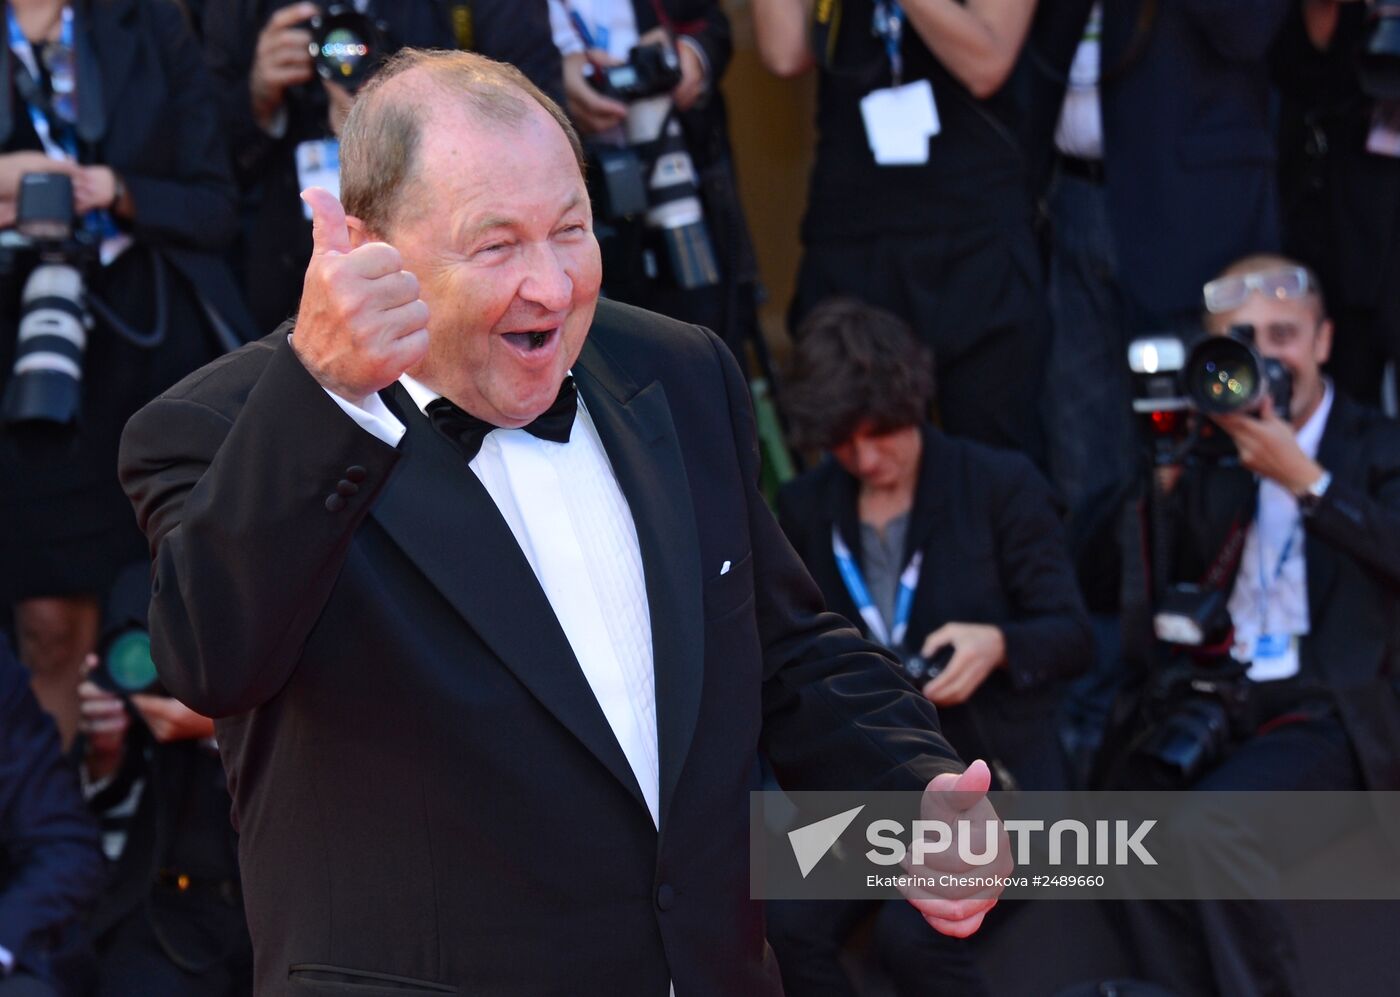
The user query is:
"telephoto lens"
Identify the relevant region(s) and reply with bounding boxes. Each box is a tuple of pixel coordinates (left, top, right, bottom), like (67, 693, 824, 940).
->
(1182, 324, 1292, 417)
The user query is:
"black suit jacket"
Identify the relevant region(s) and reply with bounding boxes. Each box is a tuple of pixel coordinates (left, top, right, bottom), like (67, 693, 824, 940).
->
(117, 300, 964, 996)
(203, 0, 563, 335)
(0, 640, 104, 994)
(777, 428, 1092, 790)
(1171, 392, 1400, 789)
(1023, 0, 1287, 321)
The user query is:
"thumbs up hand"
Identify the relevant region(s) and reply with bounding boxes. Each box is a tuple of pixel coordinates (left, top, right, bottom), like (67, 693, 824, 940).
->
(291, 187, 430, 404)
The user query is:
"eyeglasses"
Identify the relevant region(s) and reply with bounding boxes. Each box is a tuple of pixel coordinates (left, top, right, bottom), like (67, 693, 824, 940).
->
(1202, 265, 1312, 314)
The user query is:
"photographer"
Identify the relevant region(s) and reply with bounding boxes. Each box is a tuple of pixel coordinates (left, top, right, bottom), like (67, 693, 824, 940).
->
(550, 0, 760, 351)
(74, 565, 249, 996)
(1121, 254, 1400, 996)
(752, 0, 1043, 457)
(767, 299, 1090, 996)
(203, 0, 563, 336)
(0, 634, 103, 997)
(0, 0, 254, 747)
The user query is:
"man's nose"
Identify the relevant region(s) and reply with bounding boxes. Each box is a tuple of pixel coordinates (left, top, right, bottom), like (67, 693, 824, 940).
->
(855, 442, 881, 475)
(519, 242, 573, 312)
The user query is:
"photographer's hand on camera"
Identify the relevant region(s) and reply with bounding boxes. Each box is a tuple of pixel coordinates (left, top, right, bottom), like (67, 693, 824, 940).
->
(636, 28, 707, 112)
(563, 50, 628, 134)
(293, 186, 430, 405)
(251, 3, 319, 133)
(920, 622, 1006, 706)
(128, 693, 215, 744)
(1212, 395, 1326, 496)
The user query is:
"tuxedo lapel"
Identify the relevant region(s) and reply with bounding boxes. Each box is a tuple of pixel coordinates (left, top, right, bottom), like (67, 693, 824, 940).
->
(87, 0, 137, 139)
(573, 337, 704, 832)
(369, 384, 650, 817)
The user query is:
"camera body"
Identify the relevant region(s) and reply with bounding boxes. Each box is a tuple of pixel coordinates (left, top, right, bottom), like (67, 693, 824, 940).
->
(898, 642, 954, 686)
(585, 42, 720, 292)
(1, 171, 98, 426)
(1127, 323, 1293, 464)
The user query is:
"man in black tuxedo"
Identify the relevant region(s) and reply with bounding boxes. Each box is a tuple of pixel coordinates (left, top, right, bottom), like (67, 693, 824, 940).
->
(118, 48, 1006, 995)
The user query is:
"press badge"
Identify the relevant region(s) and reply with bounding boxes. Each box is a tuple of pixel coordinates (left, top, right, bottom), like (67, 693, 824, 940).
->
(1243, 632, 1300, 682)
(296, 138, 342, 219)
(1366, 100, 1400, 158)
(860, 79, 940, 166)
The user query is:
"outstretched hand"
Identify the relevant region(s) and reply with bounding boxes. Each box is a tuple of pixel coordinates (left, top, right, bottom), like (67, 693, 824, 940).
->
(901, 760, 1012, 938)
(292, 187, 430, 404)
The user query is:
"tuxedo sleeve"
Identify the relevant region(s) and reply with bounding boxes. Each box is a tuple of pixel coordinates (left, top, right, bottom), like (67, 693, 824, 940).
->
(705, 333, 964, 792)
(119, 340, 401, 717)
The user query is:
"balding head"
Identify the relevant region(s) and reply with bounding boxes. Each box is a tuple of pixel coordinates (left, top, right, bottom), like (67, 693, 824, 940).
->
(339, 49, 586, 237)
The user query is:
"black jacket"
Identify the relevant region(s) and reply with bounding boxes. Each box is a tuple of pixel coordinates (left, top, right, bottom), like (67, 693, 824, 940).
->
(203, 0, 563, 335)
(0, 639, 104, 994)
(1022, 0, 1287, 322)
(1170, 391, 1400, 789)
(117, 299, 964, 996)
(777, 427, 1092, 790)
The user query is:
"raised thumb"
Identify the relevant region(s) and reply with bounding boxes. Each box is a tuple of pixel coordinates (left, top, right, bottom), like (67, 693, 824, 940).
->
(302, 186, 351, 256)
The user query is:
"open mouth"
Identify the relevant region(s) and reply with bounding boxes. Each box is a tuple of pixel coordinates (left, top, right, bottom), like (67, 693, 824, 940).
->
(502, 328, 558, 353)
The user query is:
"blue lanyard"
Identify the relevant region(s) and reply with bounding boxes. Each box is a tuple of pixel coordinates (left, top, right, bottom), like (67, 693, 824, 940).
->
(7, 5, 74, 158)
(831, 525, 922, 649)
(872, 0, 905, 87)
(7, 6, 116, 242)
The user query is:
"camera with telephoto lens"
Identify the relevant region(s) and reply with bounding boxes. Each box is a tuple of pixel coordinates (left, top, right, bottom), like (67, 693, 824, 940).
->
(308, 4, 389, 94)
(1127, 323, 1293, 464)
(585, 41, 720, 291)
(1, 171, 98, 426)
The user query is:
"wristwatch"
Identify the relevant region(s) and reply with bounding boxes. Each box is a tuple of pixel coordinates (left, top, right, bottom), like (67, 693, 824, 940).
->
(1298, 469, 1333, 516)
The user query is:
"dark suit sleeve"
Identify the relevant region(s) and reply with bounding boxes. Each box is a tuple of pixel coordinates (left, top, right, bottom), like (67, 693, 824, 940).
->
(0, 647, 104, 970)
(990, 455, 1093, 691)
(471, 0, 564, 105)
(1178, 0, 1288, 64)
(118, 341, 400, 717)
(203, 0, 283, 186)
(706, 333, 964, 792)
(676, 1, 732, 87)
(121, 0, 240, 252)
(1307, 422, 1400, 588)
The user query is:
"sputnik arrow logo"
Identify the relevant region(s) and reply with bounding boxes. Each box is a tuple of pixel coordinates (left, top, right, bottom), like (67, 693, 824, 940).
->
(788, 805, 866, 878)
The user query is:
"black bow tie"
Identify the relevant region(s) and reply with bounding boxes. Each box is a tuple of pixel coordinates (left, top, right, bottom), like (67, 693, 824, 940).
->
(425, 377, 578, 463)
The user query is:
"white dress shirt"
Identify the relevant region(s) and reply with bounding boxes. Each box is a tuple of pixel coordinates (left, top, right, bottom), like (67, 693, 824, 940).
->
(1227, 381, 1335, 681)
(328, 377, 661, 827)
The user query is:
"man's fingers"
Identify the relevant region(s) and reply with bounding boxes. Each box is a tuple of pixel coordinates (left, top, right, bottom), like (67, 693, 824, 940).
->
(921, 625, 953, 659)
(376, 298, 430, 338)
(339, 242, 404, 281)
(303, 187, 351, 255)
(382, 326, 431, 373)
(355, 267, 420, 310)
(264, 1, 319, 34)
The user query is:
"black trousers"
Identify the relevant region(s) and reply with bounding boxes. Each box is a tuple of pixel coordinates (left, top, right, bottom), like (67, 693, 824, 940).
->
(1116, 711, 1364, 997)
(790, 225, 1047, 463)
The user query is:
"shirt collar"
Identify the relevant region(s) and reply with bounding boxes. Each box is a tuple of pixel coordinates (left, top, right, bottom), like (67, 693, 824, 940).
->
(396, 372, 584, 422)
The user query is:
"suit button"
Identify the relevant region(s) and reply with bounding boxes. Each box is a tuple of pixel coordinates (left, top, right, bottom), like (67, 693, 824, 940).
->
(345, 465, 368, 483)
(655, 883, 675, 911)
(324, 494, 346, 513)
(336, 479, 359, 497)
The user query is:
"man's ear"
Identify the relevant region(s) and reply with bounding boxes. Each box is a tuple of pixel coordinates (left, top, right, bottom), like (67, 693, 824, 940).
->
(345, 214, 372, 249)
(1315, 317, 1335, 367)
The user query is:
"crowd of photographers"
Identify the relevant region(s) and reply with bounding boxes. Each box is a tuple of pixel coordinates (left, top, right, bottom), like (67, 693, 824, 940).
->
(0, 0, 1398, 995)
